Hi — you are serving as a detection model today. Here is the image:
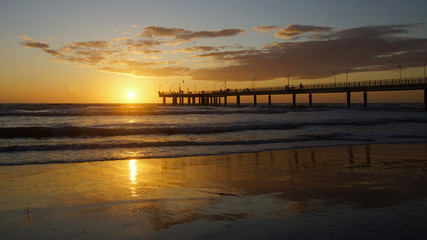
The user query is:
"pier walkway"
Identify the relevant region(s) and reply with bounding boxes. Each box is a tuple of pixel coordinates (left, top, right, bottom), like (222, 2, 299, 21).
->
(159, 77, 427, 110)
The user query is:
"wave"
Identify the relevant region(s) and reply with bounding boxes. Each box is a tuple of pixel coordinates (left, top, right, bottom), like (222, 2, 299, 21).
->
(1, 103, 423, 116)
(2, 132, 427, 153)
(0, 118, 424, 139)
(0, 104, 292, 116)
(2, 139, 426, 166)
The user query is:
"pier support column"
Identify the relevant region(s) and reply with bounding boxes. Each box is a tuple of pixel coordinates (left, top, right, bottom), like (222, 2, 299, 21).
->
(346, 92, 351, 108)
(218, 97, 221, 105)
(308, 93, 312, 107)
(236, 95, 240, 106)
(254, 95, 257, 106)
(363, 91, 368, 108)
(188, 97, 191, 105)
(173, 97, 177, 105)
(192, 97, 196, 105)
(292, 93, 296, 107)
(224, 96, 227, 106)
(268, 95, 271, 106)
(163, 97, 166, 105)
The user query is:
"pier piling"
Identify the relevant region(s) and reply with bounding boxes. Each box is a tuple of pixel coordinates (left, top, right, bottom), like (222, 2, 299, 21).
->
(363, 91, 368, 108)
(424, 89, 426, 111)
(346, 92, 351, 108)
(292, 93, 296, 107)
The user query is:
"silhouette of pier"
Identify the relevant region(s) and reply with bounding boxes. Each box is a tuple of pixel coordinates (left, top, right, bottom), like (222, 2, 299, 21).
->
(159, 77, 427, 110)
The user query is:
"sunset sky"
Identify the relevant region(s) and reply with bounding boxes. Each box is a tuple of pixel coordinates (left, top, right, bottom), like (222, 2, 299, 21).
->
(1, 0, 427, 103)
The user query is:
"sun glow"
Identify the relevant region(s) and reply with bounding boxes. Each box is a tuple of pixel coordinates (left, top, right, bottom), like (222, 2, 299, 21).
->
(127, 91, 135, 98)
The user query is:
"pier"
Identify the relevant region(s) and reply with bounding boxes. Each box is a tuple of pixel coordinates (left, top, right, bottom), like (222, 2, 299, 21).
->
(159, 77, 427, 110)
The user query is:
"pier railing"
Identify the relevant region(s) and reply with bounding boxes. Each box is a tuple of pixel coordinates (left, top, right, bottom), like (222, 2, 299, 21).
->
(159, 77, 427, 97)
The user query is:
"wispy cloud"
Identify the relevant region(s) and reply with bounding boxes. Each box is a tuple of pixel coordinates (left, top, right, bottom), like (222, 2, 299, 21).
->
(254, 24, 332, 39)
(138, 26, 246, 43)
(177, 46, 219, 53)
(20, 35, 49, 49)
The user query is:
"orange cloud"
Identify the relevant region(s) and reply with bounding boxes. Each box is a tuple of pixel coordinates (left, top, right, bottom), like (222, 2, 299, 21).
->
(98, 65, 191, 77)
(253, 25, 281, 32)
(274, 24, 332, 39)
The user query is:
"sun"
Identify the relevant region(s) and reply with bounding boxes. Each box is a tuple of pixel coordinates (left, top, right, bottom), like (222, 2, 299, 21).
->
(127, 91, 135, 98)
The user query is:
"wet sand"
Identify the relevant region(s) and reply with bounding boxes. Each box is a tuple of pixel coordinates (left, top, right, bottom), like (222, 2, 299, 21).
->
(1, 143, 427, 239)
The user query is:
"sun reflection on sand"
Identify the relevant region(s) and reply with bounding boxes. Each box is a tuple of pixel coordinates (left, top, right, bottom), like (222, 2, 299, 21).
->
(129, 159, 138, 197)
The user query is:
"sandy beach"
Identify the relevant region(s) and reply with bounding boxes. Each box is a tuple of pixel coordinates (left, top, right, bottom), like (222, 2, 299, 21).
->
(1, 143, 426, 239)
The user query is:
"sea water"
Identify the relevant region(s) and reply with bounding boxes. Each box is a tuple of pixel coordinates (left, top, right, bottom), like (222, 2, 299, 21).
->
(0, 103, 426, 166)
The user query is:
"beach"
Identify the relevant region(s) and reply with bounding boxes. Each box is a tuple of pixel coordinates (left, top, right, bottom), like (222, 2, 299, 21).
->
(1, 143, 426, 239)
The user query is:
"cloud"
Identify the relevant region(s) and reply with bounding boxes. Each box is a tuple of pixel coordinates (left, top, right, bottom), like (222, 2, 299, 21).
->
(192, 24, 427, 81)
(138, 26, 246, 42)
(253, 25, 281, 32)
(20, 36, 49, 49)
(98, 65, 191, 77)
(125, 39, 164, 48)
(274, 24, 332, 39)
(20, 24, 427, 81)
(177, 46, 219, 53)
(68, 40, 109, 48)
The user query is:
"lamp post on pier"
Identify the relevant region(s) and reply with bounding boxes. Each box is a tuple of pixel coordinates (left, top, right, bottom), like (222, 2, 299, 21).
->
(333, 71, 336, 85)
(398, 65, 402, 80)
(287, 73, 291, 87)
(346, 67, 350, 85)
(424, 60, 426, 79)
(251, 77, 257, 90)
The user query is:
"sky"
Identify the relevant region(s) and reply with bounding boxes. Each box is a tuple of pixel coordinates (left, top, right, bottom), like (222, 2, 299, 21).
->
(1, 0, 427, 103)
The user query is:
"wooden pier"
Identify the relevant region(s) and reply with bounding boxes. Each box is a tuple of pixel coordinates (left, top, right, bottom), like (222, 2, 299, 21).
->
(159, 77, 427, 110)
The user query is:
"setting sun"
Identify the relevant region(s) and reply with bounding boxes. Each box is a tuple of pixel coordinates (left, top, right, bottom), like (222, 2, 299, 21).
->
(127, 91, 135, 98)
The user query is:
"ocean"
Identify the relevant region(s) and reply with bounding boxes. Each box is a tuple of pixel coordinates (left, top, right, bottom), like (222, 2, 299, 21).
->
(0, 103, 426, 166)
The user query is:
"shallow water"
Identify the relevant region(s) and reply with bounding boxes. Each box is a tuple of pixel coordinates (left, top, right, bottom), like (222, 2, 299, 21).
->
(1, 103, 426, 165)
